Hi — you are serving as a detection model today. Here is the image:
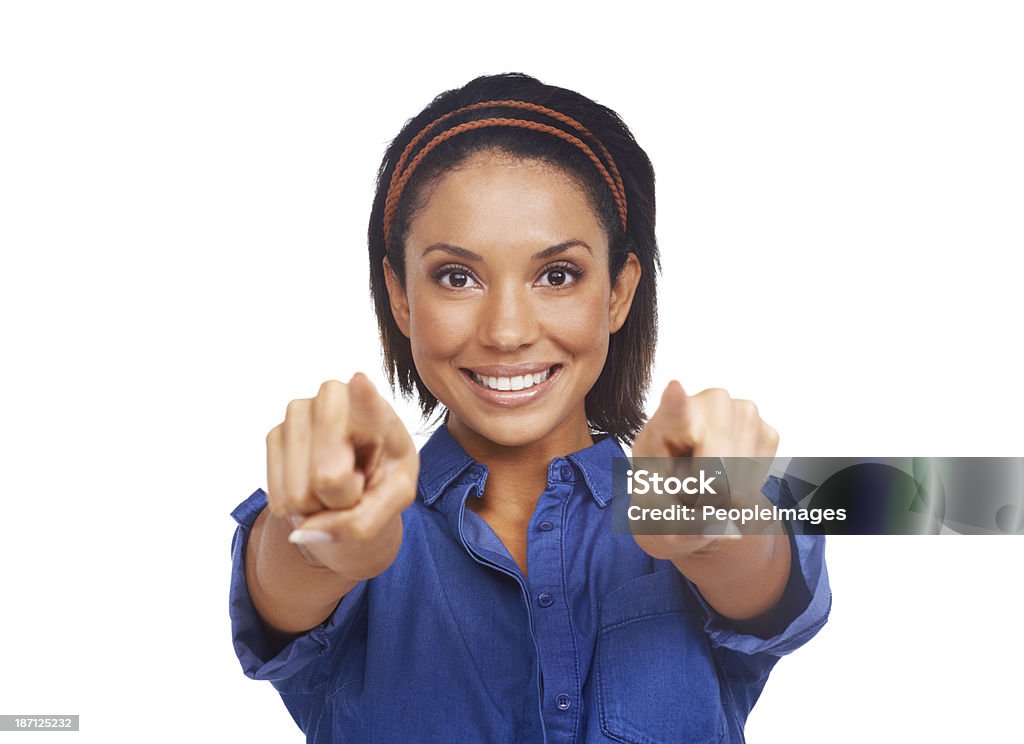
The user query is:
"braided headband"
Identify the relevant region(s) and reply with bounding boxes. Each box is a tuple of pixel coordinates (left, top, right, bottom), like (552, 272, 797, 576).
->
(382, 100, 628, 246)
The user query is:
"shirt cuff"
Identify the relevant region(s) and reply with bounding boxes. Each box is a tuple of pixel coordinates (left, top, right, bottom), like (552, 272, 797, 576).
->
(688, 475, 832, 657)
(228, 488, 368, 693)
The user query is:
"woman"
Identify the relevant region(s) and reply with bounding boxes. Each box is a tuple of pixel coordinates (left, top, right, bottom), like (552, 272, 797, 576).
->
(229, 73, 830, 743)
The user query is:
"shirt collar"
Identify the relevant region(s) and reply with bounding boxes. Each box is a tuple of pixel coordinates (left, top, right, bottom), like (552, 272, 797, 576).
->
(417, 423, 625, 508)
(416, 423, 479, 507)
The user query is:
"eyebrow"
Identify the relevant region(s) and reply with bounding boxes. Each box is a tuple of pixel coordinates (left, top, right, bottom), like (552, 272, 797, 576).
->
(421, 239, 593, 261)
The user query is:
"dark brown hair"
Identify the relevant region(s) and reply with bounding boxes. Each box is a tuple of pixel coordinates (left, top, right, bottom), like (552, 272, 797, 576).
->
(368, 73, 659, 443)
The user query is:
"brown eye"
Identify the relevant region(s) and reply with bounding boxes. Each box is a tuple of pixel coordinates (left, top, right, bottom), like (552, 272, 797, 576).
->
(537, 265, 581, 287)
(434, 266, 478, 289)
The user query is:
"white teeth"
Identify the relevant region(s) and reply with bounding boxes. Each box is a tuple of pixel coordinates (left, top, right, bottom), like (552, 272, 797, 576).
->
(471, 367, 554, 391)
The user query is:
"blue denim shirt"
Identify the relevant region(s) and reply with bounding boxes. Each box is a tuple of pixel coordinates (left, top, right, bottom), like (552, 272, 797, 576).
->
(229, 424, 830, 743)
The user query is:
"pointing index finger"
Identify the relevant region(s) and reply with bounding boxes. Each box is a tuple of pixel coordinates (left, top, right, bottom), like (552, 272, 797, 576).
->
(345, 372, 388, 442)
(652, 380, 702, 456)
(346, 372, 417, 467)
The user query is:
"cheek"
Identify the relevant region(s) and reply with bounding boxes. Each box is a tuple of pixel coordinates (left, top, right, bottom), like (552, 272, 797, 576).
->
(546, 290, 612, 357)
(407, 294, 476, 364)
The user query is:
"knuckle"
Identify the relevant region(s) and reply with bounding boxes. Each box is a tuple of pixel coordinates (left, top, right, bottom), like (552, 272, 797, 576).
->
(318, 378, 344, 395)
(285, 397, 310, 419)
(315, 381, 351, 422)
(309, 465, 349, 494)
(709, 389, 732, 416)
(736, 399, 759, 418)
(393, 472, 418, 505)
(696, 388, 731, 413)
(282, 483, 310, 508)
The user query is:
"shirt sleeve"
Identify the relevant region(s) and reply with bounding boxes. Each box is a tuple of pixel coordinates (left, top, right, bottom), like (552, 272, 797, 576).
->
(228, 488, 368, 695)
(686, 475, 832, 658)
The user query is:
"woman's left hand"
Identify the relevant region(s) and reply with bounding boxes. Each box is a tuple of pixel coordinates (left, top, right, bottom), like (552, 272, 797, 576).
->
(630, 381, 780, 561)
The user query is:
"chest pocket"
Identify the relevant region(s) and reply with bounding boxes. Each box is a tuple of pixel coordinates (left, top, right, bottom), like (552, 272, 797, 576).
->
(596, 570, 726, 744)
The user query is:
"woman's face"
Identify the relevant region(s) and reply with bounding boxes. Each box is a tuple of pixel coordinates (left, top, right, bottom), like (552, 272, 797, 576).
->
(385, 150, 640, 452)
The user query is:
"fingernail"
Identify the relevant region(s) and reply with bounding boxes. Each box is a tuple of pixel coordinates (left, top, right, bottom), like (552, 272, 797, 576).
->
(701, 526, 743, 540)
(288, 529, 333, 544)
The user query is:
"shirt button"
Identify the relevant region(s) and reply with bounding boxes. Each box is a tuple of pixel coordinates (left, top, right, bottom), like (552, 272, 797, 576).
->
(555, 693, 572, 711)
(538, 521, 553, 531)
(559, 465, 572, 480)
(537, 592, 554, 607)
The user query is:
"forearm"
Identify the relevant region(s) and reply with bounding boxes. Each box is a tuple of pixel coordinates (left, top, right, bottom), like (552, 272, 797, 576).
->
(672, 530, 791, 621)
(244, 506, 359, 636)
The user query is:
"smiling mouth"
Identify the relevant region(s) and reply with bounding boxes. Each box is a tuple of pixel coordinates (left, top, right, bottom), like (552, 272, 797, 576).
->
(463, 365, 561, 392)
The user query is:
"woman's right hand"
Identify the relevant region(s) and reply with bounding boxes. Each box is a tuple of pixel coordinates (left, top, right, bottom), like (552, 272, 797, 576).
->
(265, 372, 419, 580)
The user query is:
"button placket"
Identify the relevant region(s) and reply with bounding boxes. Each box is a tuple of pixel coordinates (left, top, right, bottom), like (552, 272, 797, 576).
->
(527, 480, 579, 739)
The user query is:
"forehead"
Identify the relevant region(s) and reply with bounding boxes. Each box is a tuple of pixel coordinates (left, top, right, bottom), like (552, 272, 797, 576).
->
(405, 152, 609, 255)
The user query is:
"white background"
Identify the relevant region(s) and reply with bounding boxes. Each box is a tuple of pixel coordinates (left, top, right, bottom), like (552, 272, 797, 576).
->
(1, 1, 1022, 742)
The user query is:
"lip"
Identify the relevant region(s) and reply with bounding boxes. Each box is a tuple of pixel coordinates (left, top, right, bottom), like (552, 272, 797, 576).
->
(458, 363, 563, 408)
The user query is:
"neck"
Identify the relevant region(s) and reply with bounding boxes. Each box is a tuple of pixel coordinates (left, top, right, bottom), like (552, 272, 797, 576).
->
(446, 411, 594, 523)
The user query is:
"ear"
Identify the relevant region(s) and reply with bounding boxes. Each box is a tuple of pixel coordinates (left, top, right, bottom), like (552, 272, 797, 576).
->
(383, 257, 411, 338)
(609, 252, 641, 334)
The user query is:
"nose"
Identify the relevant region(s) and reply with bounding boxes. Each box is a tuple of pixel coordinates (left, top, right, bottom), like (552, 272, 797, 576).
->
(477, 280, 540, 351)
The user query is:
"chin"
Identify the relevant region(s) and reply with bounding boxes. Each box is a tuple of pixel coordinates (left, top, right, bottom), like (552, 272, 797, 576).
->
(457, 412, 558, 448)
(451, 395, 593, 451)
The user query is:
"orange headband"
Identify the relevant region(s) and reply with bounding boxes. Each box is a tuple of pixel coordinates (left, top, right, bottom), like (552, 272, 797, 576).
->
(382, 100, 628, 246)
